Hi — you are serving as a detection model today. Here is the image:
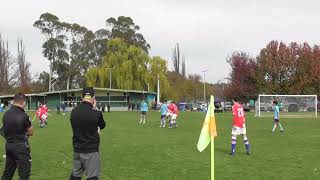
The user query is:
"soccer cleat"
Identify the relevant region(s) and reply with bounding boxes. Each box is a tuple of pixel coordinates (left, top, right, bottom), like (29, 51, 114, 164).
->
(229, 152, 235, 156)
(246, 151, 251, 155)
(281, 130, 284, 133)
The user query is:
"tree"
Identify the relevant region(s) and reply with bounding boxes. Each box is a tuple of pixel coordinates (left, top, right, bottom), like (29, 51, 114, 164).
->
(0, 34, 17, 95)
(17, 38, 31, 93)
(30, 71, 50, 93)
(68, 23, 97, 89)
(149, 56, 169, 97)
(34, 12, 70, 91)
(172, 43, 181, 74)
(106, 16, 150, 53)
(291, 43, 313, 94)
(101, 38, 150, 90)
(93, 28, 110, 66)
(181, 56, 186, 77)
(311, 45, 320, 96)
(224, 52, 258, 101)
(85, 39, 170, 96)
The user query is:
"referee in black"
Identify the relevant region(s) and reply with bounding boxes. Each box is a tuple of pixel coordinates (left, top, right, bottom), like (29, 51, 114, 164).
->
(69, 87, 106, 180)
(1, 93, 33, 180)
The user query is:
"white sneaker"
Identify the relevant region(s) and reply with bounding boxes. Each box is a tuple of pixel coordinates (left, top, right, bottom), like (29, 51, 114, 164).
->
(139, 121, 142, 124)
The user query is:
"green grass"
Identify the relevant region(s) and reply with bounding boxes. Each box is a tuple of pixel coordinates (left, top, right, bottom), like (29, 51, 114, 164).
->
(0, 111, 319, 180)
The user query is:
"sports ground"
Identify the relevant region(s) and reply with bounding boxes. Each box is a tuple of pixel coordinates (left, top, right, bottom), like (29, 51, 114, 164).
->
(0, 111, 319, 180)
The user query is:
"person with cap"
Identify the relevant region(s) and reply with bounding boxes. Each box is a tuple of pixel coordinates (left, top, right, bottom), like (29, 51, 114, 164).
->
(69, 87, 106, 180)
(1, 93, 34, 180)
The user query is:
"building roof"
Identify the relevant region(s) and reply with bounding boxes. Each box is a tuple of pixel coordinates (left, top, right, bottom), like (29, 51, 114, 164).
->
(0, 93, 43, 98)
(0, 88, 157, 98)
(41, 88, 156, 95)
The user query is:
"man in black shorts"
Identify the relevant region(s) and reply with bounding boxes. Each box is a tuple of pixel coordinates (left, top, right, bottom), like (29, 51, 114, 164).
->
(1, 93, 34, 180)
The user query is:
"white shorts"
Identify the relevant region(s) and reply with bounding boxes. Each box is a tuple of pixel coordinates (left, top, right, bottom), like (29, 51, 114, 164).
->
(232, 125, 246, 135)
(167, 113, 177, 120)
(171, 114, 177, 120)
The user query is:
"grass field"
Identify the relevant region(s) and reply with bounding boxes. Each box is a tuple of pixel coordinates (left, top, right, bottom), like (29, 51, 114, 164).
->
(0, 111, 319, 180)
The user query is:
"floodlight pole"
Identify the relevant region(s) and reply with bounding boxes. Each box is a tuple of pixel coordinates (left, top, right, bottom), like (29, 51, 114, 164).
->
(106, 67, 115, 106)
(106, 67, 115, 89)
(202, 70, 208, 103)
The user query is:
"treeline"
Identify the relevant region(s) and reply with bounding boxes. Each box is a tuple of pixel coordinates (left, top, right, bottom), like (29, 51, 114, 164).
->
(224, 41, 320, 101)
(33, 13, 151, 92)
(0, 12, 212, 102)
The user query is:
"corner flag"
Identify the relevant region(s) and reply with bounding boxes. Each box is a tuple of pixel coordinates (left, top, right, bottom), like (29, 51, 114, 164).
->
(197, 95, 217, 152)
(197, 95, 217, 180)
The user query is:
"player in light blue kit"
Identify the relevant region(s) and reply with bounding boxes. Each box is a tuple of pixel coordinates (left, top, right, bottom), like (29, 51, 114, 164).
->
(139, 101, 148, 124)
(160, 101, 168, 127)
(272, 100, 284, 133)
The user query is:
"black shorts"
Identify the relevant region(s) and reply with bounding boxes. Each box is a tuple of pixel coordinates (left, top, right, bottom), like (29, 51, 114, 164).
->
(274, 119, 280, 123)
(141, 111, 147, 115)
(161, 115, 166, 119)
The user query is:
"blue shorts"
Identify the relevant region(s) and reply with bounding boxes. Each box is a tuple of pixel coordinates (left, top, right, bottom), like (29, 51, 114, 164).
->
(141, 111, 147, 115)
(274, 119, 280, 123)
(161, 115, 166, 119)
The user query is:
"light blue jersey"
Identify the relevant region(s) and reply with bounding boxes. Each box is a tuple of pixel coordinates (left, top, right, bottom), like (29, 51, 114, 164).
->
(141, 102, 148, 112)
(274, 105, 280, 119)
(160, 104, 168, 115)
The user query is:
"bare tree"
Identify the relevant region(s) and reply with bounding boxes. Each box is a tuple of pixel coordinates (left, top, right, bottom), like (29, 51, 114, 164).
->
(0, 34, 18, 95)
(172, 43, 181, 74)
(17, 38, 31, 93)
(181, 55, 186, 77)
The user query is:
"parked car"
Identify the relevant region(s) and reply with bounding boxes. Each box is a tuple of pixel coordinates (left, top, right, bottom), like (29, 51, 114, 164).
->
(288, 103, 299, 112)
(243, 104, 250, 112)
(214, 102, 223, 113)
(224, 102, 232, 111)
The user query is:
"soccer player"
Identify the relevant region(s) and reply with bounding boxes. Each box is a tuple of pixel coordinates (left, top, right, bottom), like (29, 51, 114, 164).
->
(160, 101, 168, 127)
(230, 98, 250, 156)
(36, 105, 48, 128)
(139, 101, 148, 124)
(272, 100, 284, 133)
(168, 102, 179, 128)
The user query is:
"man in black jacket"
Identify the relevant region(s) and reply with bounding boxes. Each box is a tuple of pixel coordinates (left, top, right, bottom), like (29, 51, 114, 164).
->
(69, 87, 106, 180)
(1, 93, 34, 180)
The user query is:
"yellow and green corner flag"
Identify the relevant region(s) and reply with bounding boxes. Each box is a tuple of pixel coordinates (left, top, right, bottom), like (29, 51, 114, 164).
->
(197, 95, 217, 180)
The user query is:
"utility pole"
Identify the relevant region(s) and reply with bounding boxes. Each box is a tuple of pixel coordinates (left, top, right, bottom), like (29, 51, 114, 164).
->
(157, 75, 160, 105)
(202, 70, 208, 103)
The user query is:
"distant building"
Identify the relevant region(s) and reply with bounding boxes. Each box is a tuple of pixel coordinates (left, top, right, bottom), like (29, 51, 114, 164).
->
(0, 88, 156, 111)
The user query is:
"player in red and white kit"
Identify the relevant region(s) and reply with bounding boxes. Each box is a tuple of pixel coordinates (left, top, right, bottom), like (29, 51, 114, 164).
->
(168, 102, 179, 128)
(230, 98, 250, 156)
(36, 104, 49, 128)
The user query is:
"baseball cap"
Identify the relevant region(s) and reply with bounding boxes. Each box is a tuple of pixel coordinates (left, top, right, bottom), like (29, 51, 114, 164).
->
(82, 87, 95, 99)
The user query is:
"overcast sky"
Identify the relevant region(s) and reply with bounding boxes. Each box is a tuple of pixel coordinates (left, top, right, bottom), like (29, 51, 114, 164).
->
(1, 0, 320, 83)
